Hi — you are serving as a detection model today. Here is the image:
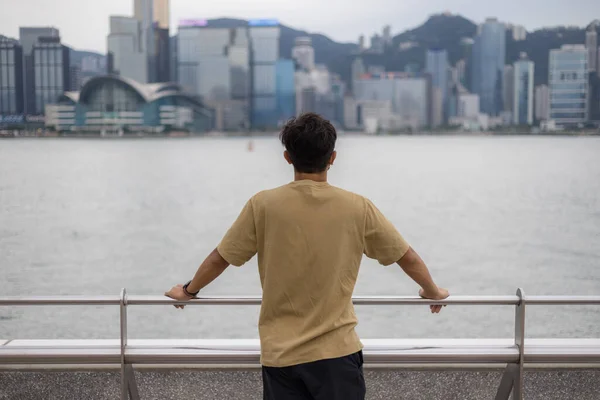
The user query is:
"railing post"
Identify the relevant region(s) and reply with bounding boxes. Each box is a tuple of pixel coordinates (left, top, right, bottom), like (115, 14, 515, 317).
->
(120, 288, 128, 400)
(513, 288, 525, 400)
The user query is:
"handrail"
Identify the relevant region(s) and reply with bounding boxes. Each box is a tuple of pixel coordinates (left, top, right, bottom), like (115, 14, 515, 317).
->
(1, 294, 600, 306)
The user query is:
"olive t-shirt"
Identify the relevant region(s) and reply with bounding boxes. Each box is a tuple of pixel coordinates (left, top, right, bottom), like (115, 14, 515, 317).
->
(217, 180, 409, 367)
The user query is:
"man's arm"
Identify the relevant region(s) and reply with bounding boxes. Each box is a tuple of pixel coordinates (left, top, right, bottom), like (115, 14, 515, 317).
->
(397, 247, 449, 313)
(164, 248, 230, 308)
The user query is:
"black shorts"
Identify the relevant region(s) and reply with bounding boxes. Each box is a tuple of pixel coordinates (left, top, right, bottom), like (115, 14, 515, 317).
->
(262, 350, 366, 400)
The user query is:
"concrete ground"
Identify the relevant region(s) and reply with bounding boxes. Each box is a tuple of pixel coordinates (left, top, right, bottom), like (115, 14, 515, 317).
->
(1, 368, 599, 400)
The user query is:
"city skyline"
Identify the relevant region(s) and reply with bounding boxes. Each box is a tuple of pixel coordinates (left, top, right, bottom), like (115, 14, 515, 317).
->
(0, 0, 597, 53)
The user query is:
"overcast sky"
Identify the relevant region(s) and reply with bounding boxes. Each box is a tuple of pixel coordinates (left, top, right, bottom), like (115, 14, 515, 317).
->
(0, 0, 597, 53)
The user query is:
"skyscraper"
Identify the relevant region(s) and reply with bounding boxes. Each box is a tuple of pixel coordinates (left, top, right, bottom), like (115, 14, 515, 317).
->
(425, 48, 448, 124)
(513, 55, 534, 125)
(471, 18, 506, 116)
(0, 37, 24, 115)
(19, 27, 59, 114)
(292, 37, 315, 71)
(276, 59, 296, 122)
(249, 19, 281, 129)
(133, 0, 158, 82)
(586, 28, 597, 73)
(107, 16, 148, 83)
(32, 36, 70, 114)
(549, 45, 589, 126)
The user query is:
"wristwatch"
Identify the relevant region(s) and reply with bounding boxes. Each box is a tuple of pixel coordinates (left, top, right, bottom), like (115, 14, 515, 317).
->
(182, 280, 200, 297)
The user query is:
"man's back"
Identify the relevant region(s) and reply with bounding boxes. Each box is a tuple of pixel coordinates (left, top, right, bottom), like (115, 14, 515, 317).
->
(218, 180, 409, 367)
(165, 112, 447, 400)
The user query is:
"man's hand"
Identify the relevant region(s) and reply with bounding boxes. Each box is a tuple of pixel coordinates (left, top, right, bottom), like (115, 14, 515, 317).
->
(419, 287, 449, 314)
(164, 284, 194, 309)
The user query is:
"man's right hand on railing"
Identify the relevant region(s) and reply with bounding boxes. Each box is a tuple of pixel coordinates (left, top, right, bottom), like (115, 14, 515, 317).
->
(419, 287, 450, 314)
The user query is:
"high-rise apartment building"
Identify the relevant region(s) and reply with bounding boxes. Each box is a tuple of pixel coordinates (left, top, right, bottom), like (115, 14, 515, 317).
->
(249, 19, 280, 128)
(0, 37, 24, 115)
(19, 27, 59, 114)
(586, 28, 597, 73)
(353, 72, 430, 128)
(535, 84, 550, 121)
(513, 55, 534, 125)
(107, 16, 148, 83)
(502, 65, 514, 114)
(32, 36, 70, 115)
(292, 37, 315, 71)
(471, 18, 506, 116)
(425, 48, 448, 124)
(549, 45, 589, 126)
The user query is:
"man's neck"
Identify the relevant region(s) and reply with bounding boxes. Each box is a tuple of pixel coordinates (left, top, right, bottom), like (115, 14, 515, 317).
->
(294, 171, 328, 183)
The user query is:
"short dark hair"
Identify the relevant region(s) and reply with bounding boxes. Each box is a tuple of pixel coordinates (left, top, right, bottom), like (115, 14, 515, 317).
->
(279, 113, 337, 173)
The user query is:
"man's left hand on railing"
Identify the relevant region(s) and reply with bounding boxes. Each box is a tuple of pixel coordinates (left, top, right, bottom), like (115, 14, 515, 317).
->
(164, 284, 195, 309)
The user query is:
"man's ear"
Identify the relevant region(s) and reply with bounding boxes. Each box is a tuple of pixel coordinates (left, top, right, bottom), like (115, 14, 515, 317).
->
(284, 150, 293, 165)
(329, 151, 337, 166)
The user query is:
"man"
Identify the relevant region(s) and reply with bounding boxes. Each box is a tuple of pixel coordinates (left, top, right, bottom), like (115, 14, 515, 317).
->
(165, 112, 449, 399)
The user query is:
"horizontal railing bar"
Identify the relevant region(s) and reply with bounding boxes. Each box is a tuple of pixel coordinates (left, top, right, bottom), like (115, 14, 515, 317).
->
(526, 296, 600, 305)
(0, 295, 523, 306)
(0, 296, 121, 306)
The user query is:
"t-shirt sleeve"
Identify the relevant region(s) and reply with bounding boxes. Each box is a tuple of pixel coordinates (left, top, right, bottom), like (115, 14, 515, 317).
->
(217, 199, 258, 267)
(363, 198, 410, 266)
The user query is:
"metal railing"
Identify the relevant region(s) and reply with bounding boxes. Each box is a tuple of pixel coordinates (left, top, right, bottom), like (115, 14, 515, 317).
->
(1, 289, 600, 400)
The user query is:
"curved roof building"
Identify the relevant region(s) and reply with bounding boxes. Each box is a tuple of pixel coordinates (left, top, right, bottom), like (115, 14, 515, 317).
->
(46, 75, 214, 134)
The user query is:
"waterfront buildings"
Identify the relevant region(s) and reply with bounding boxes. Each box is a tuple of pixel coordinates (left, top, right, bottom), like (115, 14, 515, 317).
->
(549, 45, 589, 126)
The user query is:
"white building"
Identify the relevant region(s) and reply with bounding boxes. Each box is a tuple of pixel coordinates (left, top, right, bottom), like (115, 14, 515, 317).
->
(292, 37, 315, 71)
(458, 93, 480, 118)
(535, 84, 550, 121)
(512, 25, 527, 41)
(107, 16, 148, 83)
(549, 45, 589, 126)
